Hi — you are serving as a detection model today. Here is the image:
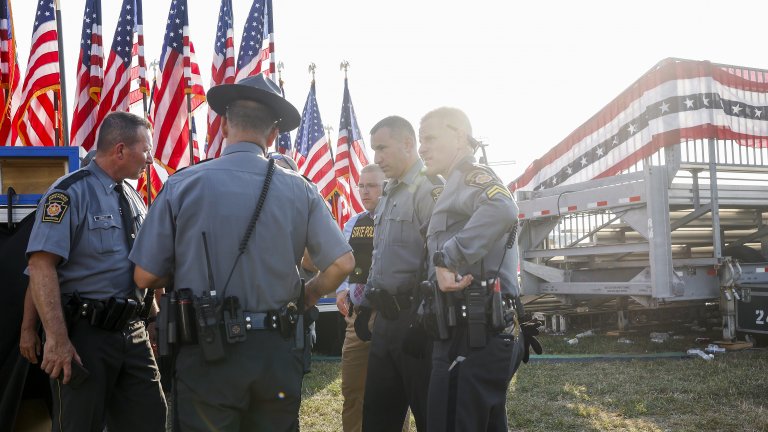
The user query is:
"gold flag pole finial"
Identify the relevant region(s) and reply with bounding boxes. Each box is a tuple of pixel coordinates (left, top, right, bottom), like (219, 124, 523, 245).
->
(277, 61, 285, 87)
(340, 61, 350, 79)
(308, 63, 316, 83)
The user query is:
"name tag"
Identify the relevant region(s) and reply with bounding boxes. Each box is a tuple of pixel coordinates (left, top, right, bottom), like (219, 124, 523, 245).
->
(93, 214, 114, 222)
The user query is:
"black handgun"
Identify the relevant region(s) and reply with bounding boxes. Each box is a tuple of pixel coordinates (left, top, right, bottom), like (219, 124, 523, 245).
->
(156, 292, 172, 357)
(138, 288, 156, 321)
(428, 281, 450, 340)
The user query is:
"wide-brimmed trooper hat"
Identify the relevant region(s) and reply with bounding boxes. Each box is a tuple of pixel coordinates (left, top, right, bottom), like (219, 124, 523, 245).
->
(207, 74, 301, 132)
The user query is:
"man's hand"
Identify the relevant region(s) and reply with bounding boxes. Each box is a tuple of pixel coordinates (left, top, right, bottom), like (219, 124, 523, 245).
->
(336, 290, 350, 317)
(304, 283, 322, 310)
(40, 336, 82, 384)
(436, 266, 473, 292)
(19, 326, 41, 364)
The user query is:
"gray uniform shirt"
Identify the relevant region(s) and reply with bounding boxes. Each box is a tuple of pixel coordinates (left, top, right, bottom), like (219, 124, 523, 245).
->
(426, 156, 520, 297)
(129, 142, 351, 312)
(26, 162, 146, 299)
(366, 159, 443, 295)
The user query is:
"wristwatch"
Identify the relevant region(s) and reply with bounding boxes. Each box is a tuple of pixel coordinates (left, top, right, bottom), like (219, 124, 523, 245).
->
(432, 251, 450, 269)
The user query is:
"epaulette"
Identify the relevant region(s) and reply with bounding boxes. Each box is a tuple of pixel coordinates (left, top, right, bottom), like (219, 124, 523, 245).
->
(463, 164, 512, 200)
(54, 170, 91, 191)
(426, 174, 444, 186)
(171, 158, 212, 176)
(425, 174, 444, 202)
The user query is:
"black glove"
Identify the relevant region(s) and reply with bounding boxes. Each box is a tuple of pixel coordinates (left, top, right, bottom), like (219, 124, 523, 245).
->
(354, 307, 373, 342)
(520, 318, 543, 363)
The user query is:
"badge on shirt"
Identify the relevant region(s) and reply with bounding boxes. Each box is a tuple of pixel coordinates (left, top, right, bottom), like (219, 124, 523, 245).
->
(465, 169, 495, 188)
(431, 186, 444, 202)
(41, 192, 70, 223)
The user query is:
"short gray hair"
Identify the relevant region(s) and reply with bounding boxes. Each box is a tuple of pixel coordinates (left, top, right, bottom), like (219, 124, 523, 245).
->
(360, 164, 383, 176)
(226, 100, 278, 134)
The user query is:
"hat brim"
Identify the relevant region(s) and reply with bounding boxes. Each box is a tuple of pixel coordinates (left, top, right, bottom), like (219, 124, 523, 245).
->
(207, 84, 301, 132)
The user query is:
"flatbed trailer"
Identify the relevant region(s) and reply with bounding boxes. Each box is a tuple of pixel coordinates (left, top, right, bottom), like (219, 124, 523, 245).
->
(513, 58, 768, 342)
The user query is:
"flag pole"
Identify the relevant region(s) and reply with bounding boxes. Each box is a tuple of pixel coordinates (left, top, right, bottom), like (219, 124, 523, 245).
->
(186, 93, 193, 166)
(143, 60, 159, 207)
(54, 0, 69, 147)
(277, 61, 285, 92)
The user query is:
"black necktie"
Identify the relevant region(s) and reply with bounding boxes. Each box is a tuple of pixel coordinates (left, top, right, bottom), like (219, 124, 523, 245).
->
(114, 183, 135, 249)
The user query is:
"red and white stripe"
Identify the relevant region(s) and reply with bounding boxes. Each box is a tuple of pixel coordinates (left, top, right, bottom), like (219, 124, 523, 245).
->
(137, 158, 169, 204)
(99, 49, 132, 117)
(0, 2, 20, 146)
(13, 4, 60, 147)
(70, 0, 103, 152)
(512, 59, 768, 192)
(152, 9, 205, 172)
(335, 134, 369, 213)
(206, 0, 235, 159)
(300, 136, 336, 199)
(520, 194, 644, 220)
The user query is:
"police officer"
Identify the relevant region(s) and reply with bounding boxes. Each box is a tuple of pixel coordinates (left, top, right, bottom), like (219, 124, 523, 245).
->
(361, 116, 443, 432)
(26, 111, 166, 432)
(131, 74, 355, 431)
(336, 163, 385, 432)
(418, 107, 524, 432)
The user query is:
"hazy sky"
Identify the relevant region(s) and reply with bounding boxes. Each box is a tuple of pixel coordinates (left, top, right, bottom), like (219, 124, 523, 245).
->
(11, 0, 768, 183)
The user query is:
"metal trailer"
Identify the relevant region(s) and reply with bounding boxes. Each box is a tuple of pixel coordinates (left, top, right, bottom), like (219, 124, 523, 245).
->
(515, 59, 768, 341)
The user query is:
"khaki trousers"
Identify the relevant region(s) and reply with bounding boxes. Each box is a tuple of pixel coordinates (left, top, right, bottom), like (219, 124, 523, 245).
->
(341, 309, 374, 432)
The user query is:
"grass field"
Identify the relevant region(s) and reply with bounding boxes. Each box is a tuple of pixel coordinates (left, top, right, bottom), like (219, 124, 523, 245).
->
(300, 331, 768, 432)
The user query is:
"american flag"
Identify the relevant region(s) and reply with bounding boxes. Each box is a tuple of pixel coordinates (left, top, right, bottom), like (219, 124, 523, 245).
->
(295, 81, 336, 200)
(334, 77, 369, 226)
(13, 0, 61, 147)
(92, 0, 147, 154)
(138, 115, 199, 204)
(138, 75, 159, 202)
(138, 160, 168, 204)
(511, 59, 768, 192)
(234, 0, 274, 82)
(205, 0, 235, 159)
(123, 0, 148, 108)
(0, 0, 20, 146)
(95, 0, 131, 117)
(276, 77, 292, 154)
(132, 0, 148, 105)
(151, 0, 205, 172)
(69, 0, 103, 153)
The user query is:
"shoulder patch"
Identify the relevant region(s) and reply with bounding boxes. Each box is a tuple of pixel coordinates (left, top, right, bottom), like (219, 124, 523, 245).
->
(41, 192, 70, 223)
(465, 169, 496, 188)
(431, 186, 444, 202)
(485, 184, 512, 200)
(54, 170, 91, 191)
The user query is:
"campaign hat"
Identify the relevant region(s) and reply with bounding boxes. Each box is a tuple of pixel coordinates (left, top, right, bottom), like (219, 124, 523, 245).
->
(207, 74, 300, 131)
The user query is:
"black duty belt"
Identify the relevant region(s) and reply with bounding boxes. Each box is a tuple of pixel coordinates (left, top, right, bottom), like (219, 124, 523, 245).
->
(392, 292, 413, 310)
(63, 295, 142, 331)
(243, 311, 282, 331)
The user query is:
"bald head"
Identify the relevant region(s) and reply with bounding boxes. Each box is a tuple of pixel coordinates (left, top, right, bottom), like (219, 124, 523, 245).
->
(420, 107, 473, 143)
